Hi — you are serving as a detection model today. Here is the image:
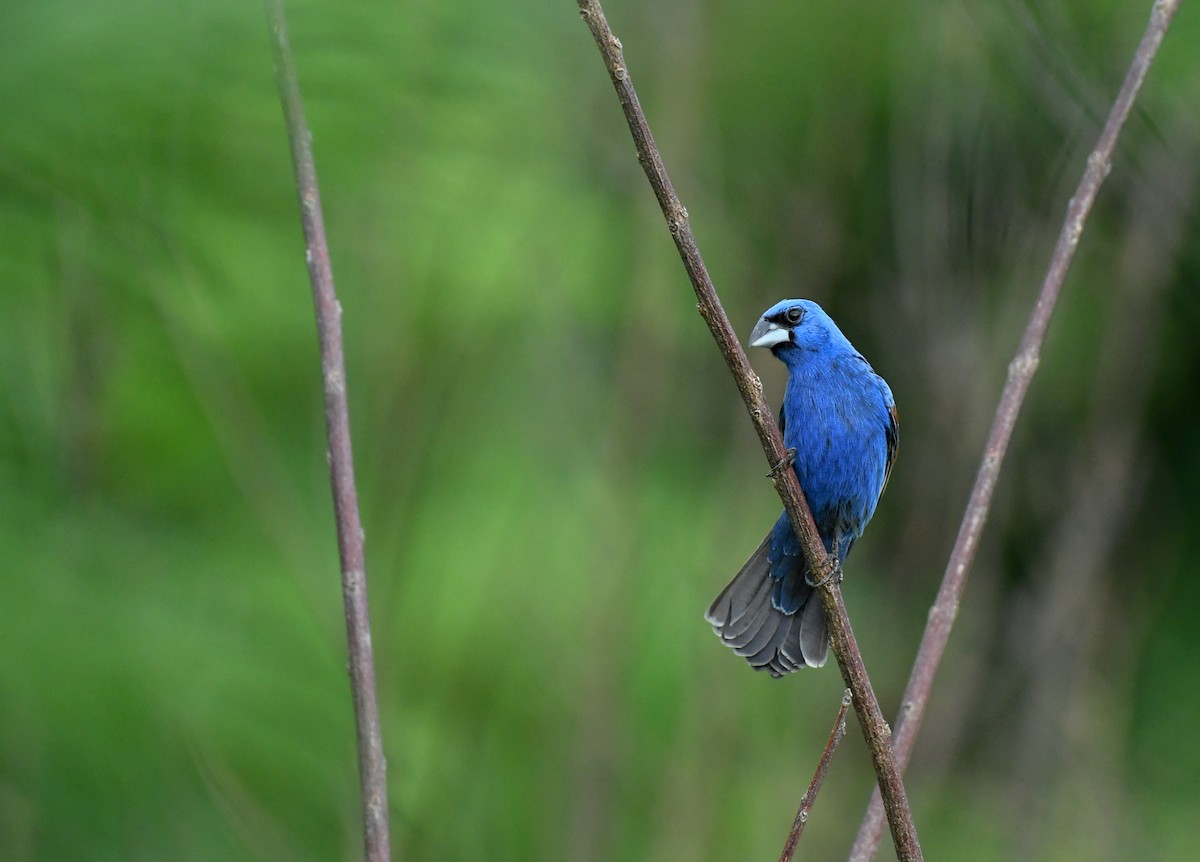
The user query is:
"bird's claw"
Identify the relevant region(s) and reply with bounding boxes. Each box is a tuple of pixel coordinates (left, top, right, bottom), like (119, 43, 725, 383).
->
(767, 448, 797, 479)
(806, 558, 843, 589)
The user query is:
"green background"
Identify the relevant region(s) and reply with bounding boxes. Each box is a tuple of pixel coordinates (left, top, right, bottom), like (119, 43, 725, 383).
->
(2, 0, 1199, 859)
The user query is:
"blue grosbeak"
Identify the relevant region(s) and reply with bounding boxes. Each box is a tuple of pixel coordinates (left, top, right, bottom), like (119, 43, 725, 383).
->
(706, 299, 898, 675)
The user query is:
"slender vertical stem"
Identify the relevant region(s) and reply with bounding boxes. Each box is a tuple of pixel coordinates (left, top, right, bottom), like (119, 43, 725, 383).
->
(847, 2, 1180, 859)
(779, 690, 852, 862)
(264, 2, 391, 860)
(576, 3, 922, 859)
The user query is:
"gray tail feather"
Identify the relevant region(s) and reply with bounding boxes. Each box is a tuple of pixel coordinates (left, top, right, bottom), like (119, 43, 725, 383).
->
(705, 535, 829, 676)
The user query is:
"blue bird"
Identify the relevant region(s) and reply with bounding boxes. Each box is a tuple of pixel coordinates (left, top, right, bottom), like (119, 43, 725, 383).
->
(706, 299, 898, 676)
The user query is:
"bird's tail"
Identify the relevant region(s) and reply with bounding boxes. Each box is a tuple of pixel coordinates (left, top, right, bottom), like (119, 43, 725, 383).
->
(705, 535, 829, 676)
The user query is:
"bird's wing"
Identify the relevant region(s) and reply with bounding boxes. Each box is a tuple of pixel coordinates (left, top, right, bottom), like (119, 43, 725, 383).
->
(777, 400, 786, 439)
(882, 401, 899, 495)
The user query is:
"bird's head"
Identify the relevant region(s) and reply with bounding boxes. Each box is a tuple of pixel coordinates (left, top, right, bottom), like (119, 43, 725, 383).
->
(748, 299, 845, 356)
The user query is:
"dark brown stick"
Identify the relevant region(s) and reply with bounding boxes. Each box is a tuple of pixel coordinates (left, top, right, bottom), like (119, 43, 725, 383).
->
(779, 690, 853, 862)
(847, 2, 1180, 859)
(576, 3, 922, 859)
(264, 3, 391, 860)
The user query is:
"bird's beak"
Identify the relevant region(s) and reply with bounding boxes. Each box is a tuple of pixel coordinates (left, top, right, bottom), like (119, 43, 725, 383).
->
(749, 318, 790, 349)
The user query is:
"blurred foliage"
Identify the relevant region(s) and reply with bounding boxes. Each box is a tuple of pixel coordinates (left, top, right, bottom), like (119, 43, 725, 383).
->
(1, 0, 1199, 859)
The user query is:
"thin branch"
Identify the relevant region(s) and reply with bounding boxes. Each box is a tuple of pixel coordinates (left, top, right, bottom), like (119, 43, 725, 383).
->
(264, 2, 391, 860)
(576, 3, 922, 859)
(779, 690, 853, 862)
(847, 2, 1181, 859)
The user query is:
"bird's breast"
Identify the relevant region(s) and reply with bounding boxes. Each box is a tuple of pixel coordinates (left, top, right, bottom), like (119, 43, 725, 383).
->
(782, 379, 889, 538)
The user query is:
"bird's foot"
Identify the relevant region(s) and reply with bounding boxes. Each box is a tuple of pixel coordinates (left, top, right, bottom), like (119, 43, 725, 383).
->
(767, 448, 797, 479)
(806, 557, 843, 589)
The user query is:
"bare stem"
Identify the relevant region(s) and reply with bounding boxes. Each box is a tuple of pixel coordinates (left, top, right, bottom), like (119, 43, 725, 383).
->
(576, 2, 922, 859)
(847, 2, 1180, 859)
(779, 690, 852, 862)
(264, 2, 391, 860)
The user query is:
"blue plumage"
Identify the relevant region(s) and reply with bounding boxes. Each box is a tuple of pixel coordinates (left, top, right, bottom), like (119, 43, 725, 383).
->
(706, 299, 897, 675)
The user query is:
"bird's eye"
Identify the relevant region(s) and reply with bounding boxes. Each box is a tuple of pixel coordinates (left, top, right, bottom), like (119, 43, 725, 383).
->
(785, 307, 804, 324)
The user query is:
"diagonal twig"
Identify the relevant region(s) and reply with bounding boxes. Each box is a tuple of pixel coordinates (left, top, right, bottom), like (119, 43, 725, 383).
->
(264, 2, 391, 860)
(847, 2, 1181, 859)
(779, 690, 853, 862)
(576, 2, 922, 859)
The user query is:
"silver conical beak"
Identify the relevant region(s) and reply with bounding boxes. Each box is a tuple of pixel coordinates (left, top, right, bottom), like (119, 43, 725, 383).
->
(749, 318, 790, 348)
